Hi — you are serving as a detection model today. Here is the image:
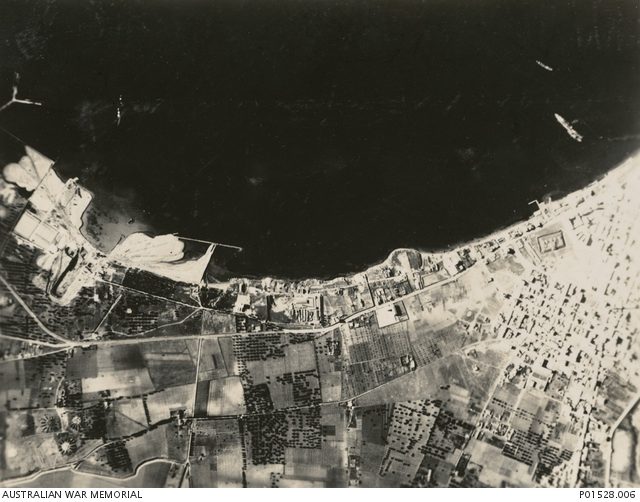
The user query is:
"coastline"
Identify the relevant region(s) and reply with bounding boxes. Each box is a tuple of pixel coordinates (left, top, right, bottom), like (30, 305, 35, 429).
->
(227, 151, 639, 286)
(77, 151, 639, 287)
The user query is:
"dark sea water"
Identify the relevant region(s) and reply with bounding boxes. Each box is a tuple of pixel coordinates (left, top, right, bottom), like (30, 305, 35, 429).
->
(0, 0, 639, 279)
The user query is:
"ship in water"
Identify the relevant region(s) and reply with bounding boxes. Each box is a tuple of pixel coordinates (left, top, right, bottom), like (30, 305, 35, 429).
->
(554, 113, 583, 142)
(535, 60, 553, 71)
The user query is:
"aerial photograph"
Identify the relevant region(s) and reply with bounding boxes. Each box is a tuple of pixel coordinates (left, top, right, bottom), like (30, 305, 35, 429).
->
(0, 0, 639, 491)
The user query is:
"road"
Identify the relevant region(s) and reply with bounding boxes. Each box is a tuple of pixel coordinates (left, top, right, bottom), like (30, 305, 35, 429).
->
(603, 392, 640, 487)
(0, 262, 471, 351)
(0, 271, 75, 346)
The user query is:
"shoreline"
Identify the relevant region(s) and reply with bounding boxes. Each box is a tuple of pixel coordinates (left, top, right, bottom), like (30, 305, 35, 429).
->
(76, 150, 638, 286)
(217, 153, 638, 285)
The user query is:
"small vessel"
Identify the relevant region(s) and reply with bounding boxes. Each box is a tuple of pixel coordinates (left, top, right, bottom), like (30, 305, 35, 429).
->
(554, 113, 583, 142)
(536, 60, 554, 72)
